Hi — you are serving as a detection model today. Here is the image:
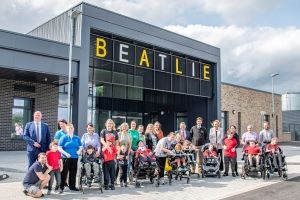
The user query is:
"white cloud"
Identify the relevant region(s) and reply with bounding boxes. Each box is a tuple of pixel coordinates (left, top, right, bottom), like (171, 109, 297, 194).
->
(165, 24, 300, 93)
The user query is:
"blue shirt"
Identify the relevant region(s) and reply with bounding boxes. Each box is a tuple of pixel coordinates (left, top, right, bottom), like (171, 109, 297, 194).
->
(58, 134, 82, 158)
(54, 129, 66, 140)
(81, 132, 101, 150)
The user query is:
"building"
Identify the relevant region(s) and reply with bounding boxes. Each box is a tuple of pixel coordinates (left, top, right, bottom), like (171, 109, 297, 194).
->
(282, 92, 300, 140)
(0, 2, 220, 150)
(221, 83, 288, 141)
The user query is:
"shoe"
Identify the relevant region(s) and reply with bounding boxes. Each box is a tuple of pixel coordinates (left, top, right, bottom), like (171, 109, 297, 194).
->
(64, 182, 68, 187)
(69, 187, 79, 191)
(104, 185, 109, 190)
(47, 190, 51, 195)
(58, 189, 63, 194)
(124, 183, 128, 187)
(110, 185, 115, 190)
(23, 190, 29, 196)
(120, 182, 124, 187)
(235, 172, 239, 176)
(41, 194, 44, 197)
(232, 173, 236, 177)
(223, 173, 228, 176)
(87, 182, 92, 187)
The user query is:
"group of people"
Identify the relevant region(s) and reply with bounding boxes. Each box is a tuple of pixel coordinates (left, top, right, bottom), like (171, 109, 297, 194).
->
(21, 111, 282, 198)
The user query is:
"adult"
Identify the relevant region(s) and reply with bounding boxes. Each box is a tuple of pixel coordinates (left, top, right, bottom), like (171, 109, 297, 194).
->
(190, 117, 208, 175)
(228, 125, 240, 176)
(128, 120, 140, 152)
(58, 123, 82, 191)
(118, 122, 132, 177)
(145, 123, 157, 151)
(154, 121, 164, 141)
(23, 111, 51, 169)
(81, 123, 101, 155)
(54, 119, 68, 142)
(138, 125, 145, 143)
(209, 120, 224, 171)
(259, 121, 274, 145)
(22, 153, 52, 198)
(100, 119, 119, 149)
(241, 124, 259, 146)
(175, 122, 191, 142)
(154, 132, 175, 183)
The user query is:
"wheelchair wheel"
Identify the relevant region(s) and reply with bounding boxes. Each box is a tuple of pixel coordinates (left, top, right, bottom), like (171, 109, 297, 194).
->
(98, 169, 103, 193)
(78, 173, 85, 194)
(282, 172, 288, 180)
(217, 171, 221, 179)
(278, 169, 282, 177)
(168, 172, 172, 185)
(187, 177, 190, 184)
(266, 171, 270, 179)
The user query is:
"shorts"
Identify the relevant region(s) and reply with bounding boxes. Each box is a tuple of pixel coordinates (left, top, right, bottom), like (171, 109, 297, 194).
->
(23, 181, 41, 195)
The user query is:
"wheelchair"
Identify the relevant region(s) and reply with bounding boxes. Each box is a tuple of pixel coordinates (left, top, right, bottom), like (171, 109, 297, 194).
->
(78, 159, 103, 194)
(240, 150, 266, 179)
(264, 149, 288, 180)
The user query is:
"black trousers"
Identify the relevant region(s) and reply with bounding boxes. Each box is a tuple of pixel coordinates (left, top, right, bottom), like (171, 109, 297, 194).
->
(217, 149, 224, 171)
(156, 156, 166, 178)
(103, 160, 116, 186)
(60, 158, 78, 190)
(119, 164, 128, 183)
(224, 156, 236, 173)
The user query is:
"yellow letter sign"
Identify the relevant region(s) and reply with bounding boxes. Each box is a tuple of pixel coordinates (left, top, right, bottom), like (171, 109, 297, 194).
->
(95, 38, 107, 58)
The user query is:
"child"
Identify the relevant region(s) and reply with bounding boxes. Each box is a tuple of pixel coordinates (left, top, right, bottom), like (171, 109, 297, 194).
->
(117, 144, 129, 187)
(82, 145, 100, 187)
(266, 137, 283, 170)
(46, 141, 63, 194)
(102, 136, 117, 190)
(135, 140, 156, 166)
(204, 144, 217, 158)
(244, 141, 261, 170)
(171, 143, 186, 171)
(223, 132, 238, 177)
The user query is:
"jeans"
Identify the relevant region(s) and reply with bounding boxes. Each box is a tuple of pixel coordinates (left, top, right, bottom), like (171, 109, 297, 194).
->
(48, 169, 61, 191)
(103, 160, 116, 186)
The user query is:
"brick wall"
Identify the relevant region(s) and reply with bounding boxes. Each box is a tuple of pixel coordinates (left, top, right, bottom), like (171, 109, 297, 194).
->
(221, 83, 284, 141)
(0, 79, 58, 151)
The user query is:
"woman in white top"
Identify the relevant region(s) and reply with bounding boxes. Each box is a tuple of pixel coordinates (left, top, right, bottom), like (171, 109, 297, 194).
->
(209, 120, 224, 171)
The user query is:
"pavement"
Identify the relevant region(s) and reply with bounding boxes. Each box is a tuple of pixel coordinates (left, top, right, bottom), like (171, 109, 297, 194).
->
(0, 144, 299, 200)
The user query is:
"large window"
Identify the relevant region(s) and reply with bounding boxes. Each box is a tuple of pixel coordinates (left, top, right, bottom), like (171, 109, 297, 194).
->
(11, 97, 33, 139)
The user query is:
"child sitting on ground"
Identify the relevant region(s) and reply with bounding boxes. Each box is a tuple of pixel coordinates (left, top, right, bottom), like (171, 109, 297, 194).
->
(266, 137, 283, 171)
(135, 140, 156, 166)
(244, 141, 261, 170)
(117, 144, 129, 187)
(171, 143, 186, 171)
(82, 145, 100, 187)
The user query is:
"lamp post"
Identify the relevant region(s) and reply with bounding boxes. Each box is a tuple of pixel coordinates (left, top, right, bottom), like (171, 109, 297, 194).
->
(67, 9, 81, 122)
(271, 73, 279, 137)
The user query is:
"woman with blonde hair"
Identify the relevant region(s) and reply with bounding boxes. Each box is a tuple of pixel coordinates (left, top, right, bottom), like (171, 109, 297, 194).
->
(145, 123, 157, 151)
(100, 119, 119, 149)
(209, 120, 224, 171)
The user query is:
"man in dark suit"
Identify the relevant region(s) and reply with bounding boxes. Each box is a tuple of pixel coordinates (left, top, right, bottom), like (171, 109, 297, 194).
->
(175, 122, 191, 142)
(23, 111, 51, 169)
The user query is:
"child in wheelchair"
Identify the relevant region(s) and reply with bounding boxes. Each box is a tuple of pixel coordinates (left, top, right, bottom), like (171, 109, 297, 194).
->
(244, 141, 261, 170)
(204, 143, 217, 166)
(82, 145, 100, 187)
(171, 143, 187, 171)
(135, 140, 156, 167)
(266, 137, 283, 172)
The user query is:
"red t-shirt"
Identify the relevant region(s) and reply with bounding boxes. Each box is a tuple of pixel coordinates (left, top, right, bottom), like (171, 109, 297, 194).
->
(136, 147, 152, 157)
(224, 138, 237, 158)
(102, 145, 117, 162)
(266, 144, 280, 152)
(46, 150, 61, 170)
(245, 145, 261, 155)
(204, 149, 217, 158)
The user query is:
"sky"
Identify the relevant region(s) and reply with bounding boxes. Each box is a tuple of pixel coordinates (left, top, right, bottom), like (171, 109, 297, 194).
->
(1, 0, 300, 94)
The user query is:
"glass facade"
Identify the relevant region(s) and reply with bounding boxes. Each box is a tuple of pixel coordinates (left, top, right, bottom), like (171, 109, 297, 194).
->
(88, 29, 214, 133)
